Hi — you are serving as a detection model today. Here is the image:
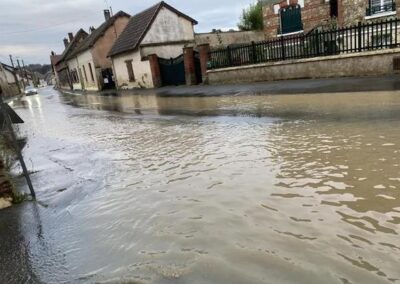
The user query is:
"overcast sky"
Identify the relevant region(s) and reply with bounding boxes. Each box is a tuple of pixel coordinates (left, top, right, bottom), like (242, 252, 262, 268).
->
(0, 0, 253, 65)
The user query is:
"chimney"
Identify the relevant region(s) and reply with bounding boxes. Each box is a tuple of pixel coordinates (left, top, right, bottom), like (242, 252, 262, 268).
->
(51, 51, 55, 56)
(104, 9, 111, 21)
(89, 26, 95, 33)
(68, 32, 74, 42)
(63, 38, 69, 48)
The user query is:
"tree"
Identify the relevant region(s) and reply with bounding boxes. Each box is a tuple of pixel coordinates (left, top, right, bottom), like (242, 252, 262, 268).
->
(238, 1, 264, 31)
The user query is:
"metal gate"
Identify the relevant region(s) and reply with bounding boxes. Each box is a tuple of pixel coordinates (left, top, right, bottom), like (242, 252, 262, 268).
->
(158, 55, 186, 86)
(101, 68, 116, 89)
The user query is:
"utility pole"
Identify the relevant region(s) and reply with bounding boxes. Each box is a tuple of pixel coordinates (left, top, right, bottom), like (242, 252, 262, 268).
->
(22, 60, 29, 87)
(16, 59, 25, 90)
(0, 88, 36, 199)
(9, 55, 14, 68)
(9, 55, 22, 94)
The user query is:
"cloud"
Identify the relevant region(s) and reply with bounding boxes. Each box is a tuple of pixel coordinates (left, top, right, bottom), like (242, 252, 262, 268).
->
(0, 0, 254, 64)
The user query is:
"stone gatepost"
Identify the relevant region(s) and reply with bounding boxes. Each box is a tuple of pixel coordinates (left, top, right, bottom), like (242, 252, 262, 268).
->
(183, 46, 197, 86)
(148, 54, 162, 88)
(198, 44, 210, 84)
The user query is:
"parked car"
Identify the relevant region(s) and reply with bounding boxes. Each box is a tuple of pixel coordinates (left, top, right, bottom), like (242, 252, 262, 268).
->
(24, 86, 38, 96)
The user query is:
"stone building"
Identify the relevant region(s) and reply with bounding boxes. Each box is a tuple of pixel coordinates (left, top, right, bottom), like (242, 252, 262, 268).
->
(65, 10, 130, 91)
(263, 0, 400, 39)
(108, 1, 197, 89)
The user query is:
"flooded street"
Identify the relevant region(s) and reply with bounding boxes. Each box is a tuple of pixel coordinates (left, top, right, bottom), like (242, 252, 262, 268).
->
(1, 86, 400, 283)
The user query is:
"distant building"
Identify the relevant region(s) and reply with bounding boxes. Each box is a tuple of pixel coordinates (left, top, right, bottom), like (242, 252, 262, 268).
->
(263, 0, 400, 39)
(0, 63, 21, 97)
(65, 10, 130, 91)
(108, 1, 197, 89)
(0, 63, 21, 96)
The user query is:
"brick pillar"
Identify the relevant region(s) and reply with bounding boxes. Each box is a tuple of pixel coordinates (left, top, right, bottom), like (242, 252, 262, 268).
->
(183, 46, 196, 86)
(198, 44, 210, 84)
(148, 54, 162, 88)
(338, 0, 344, 27)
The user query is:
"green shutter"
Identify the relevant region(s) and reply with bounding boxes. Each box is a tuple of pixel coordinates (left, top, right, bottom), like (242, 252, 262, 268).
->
(280, 5, 303, 34)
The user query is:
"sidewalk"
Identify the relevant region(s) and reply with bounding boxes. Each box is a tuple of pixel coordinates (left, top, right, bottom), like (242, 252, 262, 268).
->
(60, 75, 400, 97)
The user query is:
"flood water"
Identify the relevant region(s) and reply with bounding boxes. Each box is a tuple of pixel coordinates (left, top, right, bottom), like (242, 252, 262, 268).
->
(1, 87, 400, 283)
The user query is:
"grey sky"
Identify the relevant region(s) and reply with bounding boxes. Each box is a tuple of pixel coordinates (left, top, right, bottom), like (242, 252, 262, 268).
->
(0, 0, 253, 65)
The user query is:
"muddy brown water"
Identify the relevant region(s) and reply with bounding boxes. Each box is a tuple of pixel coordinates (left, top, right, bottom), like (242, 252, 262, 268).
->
(1, 87, 399, 283)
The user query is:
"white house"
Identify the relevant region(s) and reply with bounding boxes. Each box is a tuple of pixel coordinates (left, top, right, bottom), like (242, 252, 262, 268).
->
(108, 1, 198, 89)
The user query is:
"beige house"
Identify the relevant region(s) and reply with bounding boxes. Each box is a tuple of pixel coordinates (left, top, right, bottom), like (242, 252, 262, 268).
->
(108, 1, 197, 89)
(66, 10, 130, 91)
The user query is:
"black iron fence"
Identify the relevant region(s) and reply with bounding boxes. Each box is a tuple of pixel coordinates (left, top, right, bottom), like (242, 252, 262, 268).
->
(209, 18, 400, 70)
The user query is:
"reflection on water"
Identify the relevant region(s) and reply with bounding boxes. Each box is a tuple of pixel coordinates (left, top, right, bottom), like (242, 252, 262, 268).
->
(2, 88, 400, 283)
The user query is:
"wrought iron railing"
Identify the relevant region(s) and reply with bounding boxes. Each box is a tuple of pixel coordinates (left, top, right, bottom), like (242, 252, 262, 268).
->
(366, 1, 396, 16)
(209, 18, 400, 70)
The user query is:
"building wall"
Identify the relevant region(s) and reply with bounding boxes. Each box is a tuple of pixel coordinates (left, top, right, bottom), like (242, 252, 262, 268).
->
(195, 31, 266, 48)
(75, 49, 99, 91)
(3, 68, 16, 84)
(91, 16, 130, 69)
(264, 0, 330, 39)
(263, 0, 400, 40)
(141, 44, 186, 59)
(208, 48, 400, 84)
(66, 58, 83, 90)
(112, 50, 154, 89)
(141, 7, 195, 44)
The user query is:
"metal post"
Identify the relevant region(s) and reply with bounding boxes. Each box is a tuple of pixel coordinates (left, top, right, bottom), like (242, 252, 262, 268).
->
(358, 22, 362, 52)
(315, 30, 320, 56)
(281, 36, 286, 60)
(251, 41, 257, 64)
(0, 93, 35, 199)
(227, 46, 232, 66)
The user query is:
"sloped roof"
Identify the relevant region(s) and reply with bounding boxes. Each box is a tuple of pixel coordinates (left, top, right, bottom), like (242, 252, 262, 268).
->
(66, 11, 130, 60)
(108, 1, 197, 57)
(50, 54, 62, 66)
(57, 29, 89, 64)
(0, 63, 15, 73)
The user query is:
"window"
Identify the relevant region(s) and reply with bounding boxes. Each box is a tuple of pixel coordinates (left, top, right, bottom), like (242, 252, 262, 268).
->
(279, 5, 303, 35)
(88, 63, 95, 82)
(330, 0, 338, 18)
(82, 65, 88, 82)
(367, 0, 395, 16)
(125, 60, 135, 82)
(70, 69, 79, 83)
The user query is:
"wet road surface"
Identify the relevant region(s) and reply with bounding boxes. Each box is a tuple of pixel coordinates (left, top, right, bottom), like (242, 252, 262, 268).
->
(1, 87, 400, 283)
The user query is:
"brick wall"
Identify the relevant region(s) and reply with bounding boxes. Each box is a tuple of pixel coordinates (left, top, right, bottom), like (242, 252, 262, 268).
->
(301, 0, 330, 32)
(263, 0, 400, 40)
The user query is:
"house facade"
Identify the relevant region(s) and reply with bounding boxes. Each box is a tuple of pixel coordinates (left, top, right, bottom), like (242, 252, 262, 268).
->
(108, 1, 197, 89)
(65, 10, 130, 91)
(53, 29, 89, 90)
(0, 63, 20, 97)
(263, 0, 400, 38)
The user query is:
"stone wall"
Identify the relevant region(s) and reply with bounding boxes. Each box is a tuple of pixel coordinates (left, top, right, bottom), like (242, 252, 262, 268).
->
(195, 31, 266, 48)
(207, 48, 400, 84)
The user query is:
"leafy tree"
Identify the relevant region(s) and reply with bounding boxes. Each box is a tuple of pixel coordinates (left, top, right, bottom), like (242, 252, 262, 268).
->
(238, 1, 264, 31)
